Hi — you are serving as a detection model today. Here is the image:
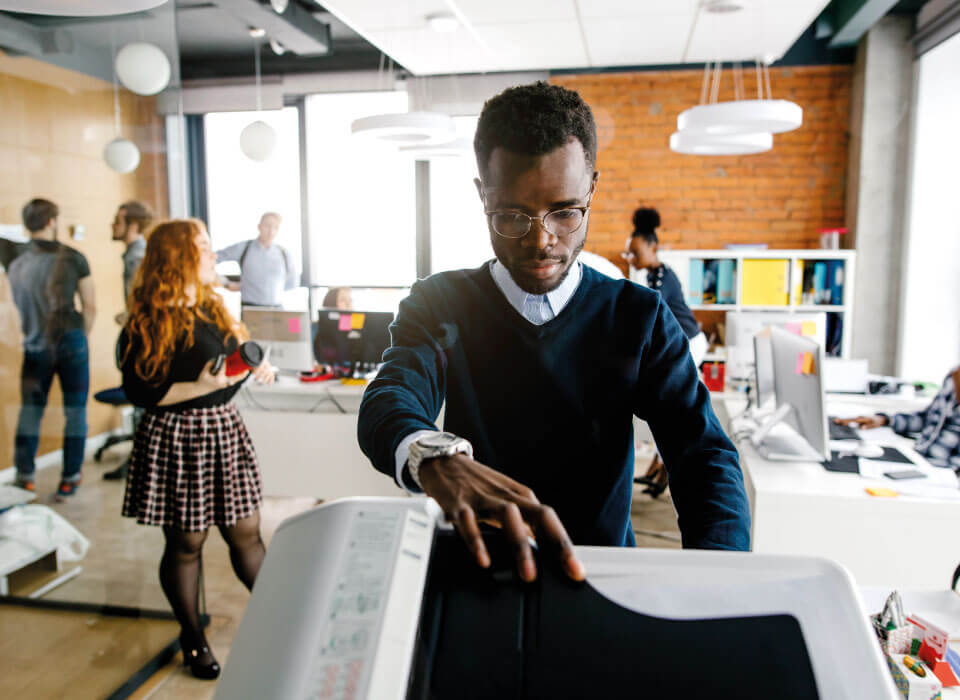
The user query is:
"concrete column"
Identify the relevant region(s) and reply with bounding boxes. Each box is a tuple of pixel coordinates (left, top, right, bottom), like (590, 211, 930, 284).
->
(845, 15, 913, 375)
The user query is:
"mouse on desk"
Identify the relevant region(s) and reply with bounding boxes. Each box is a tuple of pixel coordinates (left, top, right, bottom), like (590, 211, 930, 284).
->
(852, 443, 885, 459)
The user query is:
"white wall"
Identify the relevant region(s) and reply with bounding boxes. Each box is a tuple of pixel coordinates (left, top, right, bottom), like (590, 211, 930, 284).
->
(898, 32, 960, 383)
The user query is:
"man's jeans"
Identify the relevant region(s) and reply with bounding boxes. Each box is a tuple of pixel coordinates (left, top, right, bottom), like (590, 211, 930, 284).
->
(14, 329, 89, 483)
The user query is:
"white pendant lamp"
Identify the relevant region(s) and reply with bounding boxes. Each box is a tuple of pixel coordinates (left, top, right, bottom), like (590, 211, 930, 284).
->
(352, 112, 456, 145)
(114, 42, 171, 96)
(669, 130, 772, 156)
(397, 137, 471, 159)
(104, 41, 140, 173)
(678, 99, 802, 136)
(240, 35, 277, 162)
(0, 0, 167, 15)
(104, 138, 141, 173)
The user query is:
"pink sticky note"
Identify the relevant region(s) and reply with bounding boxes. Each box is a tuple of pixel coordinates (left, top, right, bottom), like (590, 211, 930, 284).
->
(288, 317, 302, 334)
(338, 313, 352, 331)
(785, 322, 802, 335)
(795, 352, 805, 375)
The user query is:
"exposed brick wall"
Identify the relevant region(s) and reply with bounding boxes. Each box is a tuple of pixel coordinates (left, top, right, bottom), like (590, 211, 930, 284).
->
(551, 66, 852, 268)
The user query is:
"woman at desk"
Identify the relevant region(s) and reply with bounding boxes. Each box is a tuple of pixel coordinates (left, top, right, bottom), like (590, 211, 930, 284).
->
(837, 367, 960, 470)
(119, 219, 274, 680)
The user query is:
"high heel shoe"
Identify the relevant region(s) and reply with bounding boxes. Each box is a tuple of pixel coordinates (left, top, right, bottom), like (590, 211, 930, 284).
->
(180, 634, 221, 680)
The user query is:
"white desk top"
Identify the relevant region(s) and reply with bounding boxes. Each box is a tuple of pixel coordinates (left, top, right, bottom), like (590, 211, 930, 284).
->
(244, 373, 369, 398)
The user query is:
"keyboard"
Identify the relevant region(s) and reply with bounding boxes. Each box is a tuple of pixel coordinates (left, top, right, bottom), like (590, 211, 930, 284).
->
(828, 420, 859, 441)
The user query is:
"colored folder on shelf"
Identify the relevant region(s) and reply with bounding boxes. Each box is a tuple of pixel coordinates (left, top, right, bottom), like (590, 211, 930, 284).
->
(813, 262, 828, 304)
(741, 259, 789, 306)
(688, 258, 704, 305)
(827, 260, 844, 306)
(717, 259, 736, 304)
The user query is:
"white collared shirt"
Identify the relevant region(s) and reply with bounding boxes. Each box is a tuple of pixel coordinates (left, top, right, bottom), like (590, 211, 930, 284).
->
(393, 259, 584, 489)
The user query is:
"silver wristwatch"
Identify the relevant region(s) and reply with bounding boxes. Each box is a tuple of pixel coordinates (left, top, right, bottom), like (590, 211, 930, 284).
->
(407, 432, 473, 489)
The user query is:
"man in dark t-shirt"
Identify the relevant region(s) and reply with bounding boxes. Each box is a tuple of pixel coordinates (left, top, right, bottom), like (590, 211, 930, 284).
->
(8, 198, 97, 499)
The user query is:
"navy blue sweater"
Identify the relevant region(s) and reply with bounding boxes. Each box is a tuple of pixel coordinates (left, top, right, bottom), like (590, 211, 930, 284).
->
(358, 263, 750, 549)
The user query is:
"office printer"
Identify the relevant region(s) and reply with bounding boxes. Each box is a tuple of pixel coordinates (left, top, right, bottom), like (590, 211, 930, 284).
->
(215, 498, 897, 700)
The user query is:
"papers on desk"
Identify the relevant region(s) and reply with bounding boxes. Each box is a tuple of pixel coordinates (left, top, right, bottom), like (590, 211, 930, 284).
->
(859, 460, 960, 500)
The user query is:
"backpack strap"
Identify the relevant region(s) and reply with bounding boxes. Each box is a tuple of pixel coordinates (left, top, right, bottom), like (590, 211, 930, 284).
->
(238, 240, 253, 271)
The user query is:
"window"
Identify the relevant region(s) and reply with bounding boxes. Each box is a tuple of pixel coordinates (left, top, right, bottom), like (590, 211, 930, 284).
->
(303, 91, 416, 287)
(429, 116, 493, 273)
(204, 108, 303, 276)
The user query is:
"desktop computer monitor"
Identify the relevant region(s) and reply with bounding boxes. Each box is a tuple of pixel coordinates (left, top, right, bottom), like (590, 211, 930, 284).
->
(753, 331, 776, 411)
(314, 309, 394, 376)
(242, 307, 314, 372)
(753, 326, 829, 462)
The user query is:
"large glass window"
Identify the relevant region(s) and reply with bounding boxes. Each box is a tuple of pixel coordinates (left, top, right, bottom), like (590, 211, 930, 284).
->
(204, 107, 303, 276)
(303, 91, 416, 287)
(429, 116, 493, 273)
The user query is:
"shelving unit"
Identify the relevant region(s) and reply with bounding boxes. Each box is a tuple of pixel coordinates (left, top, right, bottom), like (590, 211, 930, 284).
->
(632, 249, 856, 358)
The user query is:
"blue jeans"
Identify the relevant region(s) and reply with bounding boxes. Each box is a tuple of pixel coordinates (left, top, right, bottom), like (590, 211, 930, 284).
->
(14, 329, 90, 482)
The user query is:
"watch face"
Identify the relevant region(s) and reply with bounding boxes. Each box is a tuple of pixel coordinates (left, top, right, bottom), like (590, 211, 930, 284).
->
(420, 432, 458, 448)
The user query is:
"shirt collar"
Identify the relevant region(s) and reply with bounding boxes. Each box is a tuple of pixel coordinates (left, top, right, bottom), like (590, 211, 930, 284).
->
(490, 258, 582, 317)
(124, 237, 145, 255)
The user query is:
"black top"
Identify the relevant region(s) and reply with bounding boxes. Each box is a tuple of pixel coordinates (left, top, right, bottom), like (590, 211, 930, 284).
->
(647, 264, 701, 339)
(120, 318, 244, 412)
(358, 263, 749, 549)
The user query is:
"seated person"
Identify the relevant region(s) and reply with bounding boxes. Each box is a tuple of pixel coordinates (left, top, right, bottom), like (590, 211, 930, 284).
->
(836, 365, 960, 470)
(322, 286, 353, 311)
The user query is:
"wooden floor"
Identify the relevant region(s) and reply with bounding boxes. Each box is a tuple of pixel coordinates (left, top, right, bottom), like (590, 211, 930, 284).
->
(5, 448, 680, 699)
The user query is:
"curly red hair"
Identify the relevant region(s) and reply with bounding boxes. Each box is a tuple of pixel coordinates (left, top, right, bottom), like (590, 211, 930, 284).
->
(124, 219, 247, 383)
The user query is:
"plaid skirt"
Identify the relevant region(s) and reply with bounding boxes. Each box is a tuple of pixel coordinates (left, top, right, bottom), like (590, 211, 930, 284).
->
(122, 402, 262, 531)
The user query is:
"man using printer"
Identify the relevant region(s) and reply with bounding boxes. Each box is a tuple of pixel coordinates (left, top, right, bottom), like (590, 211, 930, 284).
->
(358, 81, 751, 580)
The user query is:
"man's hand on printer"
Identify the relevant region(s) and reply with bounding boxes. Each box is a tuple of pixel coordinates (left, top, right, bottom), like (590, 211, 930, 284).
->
(418, 454, 586, 584)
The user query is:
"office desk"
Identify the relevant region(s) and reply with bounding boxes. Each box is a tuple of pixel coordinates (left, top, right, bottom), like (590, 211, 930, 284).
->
(235, 376, 405, 500)
(717, 393, 960, 591)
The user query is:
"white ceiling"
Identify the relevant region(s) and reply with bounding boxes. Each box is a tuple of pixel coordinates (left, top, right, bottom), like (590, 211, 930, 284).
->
(318, 0, 832, 75)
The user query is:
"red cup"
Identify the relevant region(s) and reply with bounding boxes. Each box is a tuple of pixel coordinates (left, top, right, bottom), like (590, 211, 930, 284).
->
(225, 341, 264, 377)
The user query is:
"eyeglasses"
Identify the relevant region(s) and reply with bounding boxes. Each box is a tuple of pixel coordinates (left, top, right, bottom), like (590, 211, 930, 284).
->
(484, 188, 594, 239)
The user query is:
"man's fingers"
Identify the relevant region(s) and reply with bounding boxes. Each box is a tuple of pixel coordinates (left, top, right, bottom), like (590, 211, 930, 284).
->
(535, 505, 585, 581)
(453, 506, 490, 569)
(500, 502, 536, 582)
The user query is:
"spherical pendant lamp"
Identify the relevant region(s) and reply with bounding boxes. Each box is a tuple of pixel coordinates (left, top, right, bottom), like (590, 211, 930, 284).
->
(239, 120, 277, 161)
(103, 138, 141, 173)
(115, 42, 171, 96)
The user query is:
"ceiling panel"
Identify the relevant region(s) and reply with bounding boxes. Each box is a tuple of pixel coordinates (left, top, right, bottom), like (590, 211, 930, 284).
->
(320, 0, 831, 75)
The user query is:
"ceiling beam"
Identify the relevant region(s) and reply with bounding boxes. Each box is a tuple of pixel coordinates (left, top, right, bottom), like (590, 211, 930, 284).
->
(0, 11, 113, 82)
(823, 0, 903, 46)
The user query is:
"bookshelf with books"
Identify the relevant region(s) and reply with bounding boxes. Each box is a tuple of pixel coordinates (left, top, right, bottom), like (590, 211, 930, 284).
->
(631, 249, 856, 358)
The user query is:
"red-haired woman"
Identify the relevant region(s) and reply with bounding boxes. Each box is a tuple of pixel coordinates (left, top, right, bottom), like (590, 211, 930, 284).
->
(119, 219, 274, 680)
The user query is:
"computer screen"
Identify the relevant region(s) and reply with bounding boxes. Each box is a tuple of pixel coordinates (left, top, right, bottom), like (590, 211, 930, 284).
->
(769, 326, 829, 461)
(753, 331, 776, 410)
(314, 309, 394, 374)
(241, 307, 314, 372)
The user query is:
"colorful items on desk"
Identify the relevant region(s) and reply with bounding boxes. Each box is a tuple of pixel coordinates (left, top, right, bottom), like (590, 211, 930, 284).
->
(702, 361, 725, 392)
(794, 351, 816, 376)
(909, 616, 960, 688)
(886, 654, 942, 699)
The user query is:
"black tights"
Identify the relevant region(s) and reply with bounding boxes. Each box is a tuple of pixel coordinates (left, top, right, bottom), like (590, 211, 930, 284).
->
(160, 512, 266, 655)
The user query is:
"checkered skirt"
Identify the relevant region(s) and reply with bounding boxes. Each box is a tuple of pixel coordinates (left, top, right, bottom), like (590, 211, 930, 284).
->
(122, 402, 262, 531)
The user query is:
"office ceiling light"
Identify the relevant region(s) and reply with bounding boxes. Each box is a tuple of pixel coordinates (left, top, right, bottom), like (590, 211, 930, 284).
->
(426, 12, 460, 33)
(239, 37, 276, 161)
(670, 130, 772, 156)
(702, 0, 744, 13)
(0, 0, 167, 14)
(269, 38, 286, 55)
(678, 99, 802, 135)
(398, 137, 472, 159)
(114, 42, 171, 96)
(249, 27, 266, 38)
(269, 0, 289, 14)
(352, 112, 456, 145)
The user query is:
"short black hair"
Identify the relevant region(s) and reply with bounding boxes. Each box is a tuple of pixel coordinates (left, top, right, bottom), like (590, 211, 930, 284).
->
(474, 81, 597, 179)
(22, 198, 59, 233)
(631, 207, 660, 245)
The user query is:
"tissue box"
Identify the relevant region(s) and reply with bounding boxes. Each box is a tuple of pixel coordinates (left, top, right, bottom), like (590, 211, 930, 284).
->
(887, 654, 942, 700)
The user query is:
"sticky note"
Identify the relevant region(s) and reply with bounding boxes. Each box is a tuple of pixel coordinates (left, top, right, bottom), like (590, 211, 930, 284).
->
(785, 322, 802, 335)
(351, 313, 366, 330)
(338, 313, 352, 331)
(288, 317, 301, 334)
(801, 321, 816, 337)
(866, 487, 898, 498)
(802, 351, 815, 376)
(795, 352, 805, 375)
